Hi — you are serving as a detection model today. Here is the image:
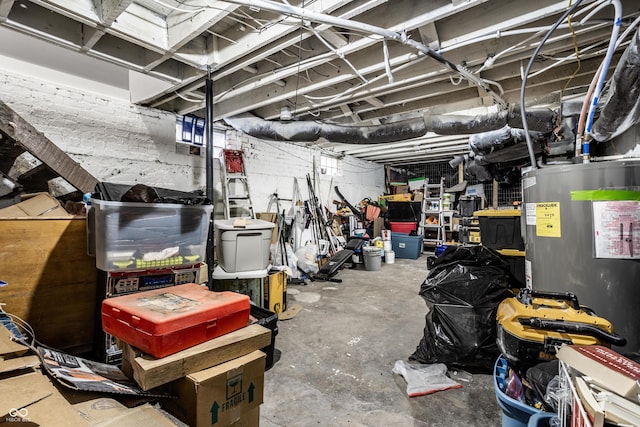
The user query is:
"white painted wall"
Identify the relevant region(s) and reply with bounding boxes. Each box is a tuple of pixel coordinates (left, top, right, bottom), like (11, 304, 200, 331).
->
(0, 61, 384, 211)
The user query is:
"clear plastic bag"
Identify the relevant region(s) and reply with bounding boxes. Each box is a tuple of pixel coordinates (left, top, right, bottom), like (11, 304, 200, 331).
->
(392, 360, 462, 397)
(543, 375, 570, 413)
(295, 243, 319, 274)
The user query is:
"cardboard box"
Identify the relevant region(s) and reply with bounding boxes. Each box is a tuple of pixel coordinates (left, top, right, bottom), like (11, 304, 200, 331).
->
(557, 345, 640, 401)
(393, 185, 409, 194)
(264, 271, 287, 315)
(72, 398, 178, 427)
(378, 194, 412, 203)
(0, 214, 96, 353)
(0, 369, 87, 426)
(256, 212, 279, 244)
(0, 192, 72, 218)
(167, 350, 265, 427)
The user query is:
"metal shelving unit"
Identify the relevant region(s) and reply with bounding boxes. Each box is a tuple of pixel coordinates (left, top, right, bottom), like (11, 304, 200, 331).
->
(421, 177, 446, 253)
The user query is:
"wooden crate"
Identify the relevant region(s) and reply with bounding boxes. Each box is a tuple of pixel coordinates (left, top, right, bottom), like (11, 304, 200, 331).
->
(0, 217, 97, 353)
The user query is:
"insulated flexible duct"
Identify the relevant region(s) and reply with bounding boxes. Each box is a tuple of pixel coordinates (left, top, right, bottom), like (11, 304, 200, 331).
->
(592, 28, 640, 142)
(469, 126, 547, 155)
(223, 107, 555, 144)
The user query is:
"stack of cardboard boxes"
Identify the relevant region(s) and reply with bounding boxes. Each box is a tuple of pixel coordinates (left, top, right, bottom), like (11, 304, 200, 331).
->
(103, 283, 273, 427)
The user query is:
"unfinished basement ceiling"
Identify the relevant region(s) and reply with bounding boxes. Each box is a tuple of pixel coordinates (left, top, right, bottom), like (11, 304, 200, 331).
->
(1, 0, 638, 165)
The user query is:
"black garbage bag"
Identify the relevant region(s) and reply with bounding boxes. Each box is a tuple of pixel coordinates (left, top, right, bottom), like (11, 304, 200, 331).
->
(410, 245, 513, 370)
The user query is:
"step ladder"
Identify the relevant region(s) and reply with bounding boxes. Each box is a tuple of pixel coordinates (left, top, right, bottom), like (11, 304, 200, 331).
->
(420, 177, 446, 252)
(220, 149, 255, 219)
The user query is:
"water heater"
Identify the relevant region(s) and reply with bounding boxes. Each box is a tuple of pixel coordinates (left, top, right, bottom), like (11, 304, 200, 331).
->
(522, 160, 640, 352)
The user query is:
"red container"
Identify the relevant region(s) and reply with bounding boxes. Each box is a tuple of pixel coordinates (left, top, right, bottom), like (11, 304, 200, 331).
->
(102, 283, 250, 358)
(389, 221, 417, 233)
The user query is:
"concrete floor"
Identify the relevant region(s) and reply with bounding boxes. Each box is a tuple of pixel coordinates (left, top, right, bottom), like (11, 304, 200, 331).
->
(260, 253, 503, 427)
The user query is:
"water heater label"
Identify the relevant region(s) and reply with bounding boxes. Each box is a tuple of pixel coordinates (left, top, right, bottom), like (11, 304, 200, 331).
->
(535, 202, 561, 238)
(593, 201, 640, 259)
(525, 259, 532, 289)
(525, 203, 536, 225)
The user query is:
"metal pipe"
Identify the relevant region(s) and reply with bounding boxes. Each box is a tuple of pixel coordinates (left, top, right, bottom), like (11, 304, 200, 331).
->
(205, 76, 215, 290)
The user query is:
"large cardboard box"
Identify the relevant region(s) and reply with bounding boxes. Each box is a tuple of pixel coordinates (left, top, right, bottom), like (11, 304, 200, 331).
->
(0, 195, 96, 353)
(167, 350, 265, 427)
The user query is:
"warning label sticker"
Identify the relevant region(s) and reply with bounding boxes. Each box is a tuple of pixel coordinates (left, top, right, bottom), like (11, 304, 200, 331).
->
(593, 201, 640, 259)
(535, 202, 561, 238)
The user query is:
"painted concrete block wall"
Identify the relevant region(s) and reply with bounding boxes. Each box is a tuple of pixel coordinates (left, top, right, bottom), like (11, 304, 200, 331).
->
(226, 130, 384, 213)
(0, 65, 384, 209)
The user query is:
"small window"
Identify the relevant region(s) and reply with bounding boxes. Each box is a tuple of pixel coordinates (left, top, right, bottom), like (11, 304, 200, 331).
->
(176, 115, 226, 158)
(320, 154, 342, 176)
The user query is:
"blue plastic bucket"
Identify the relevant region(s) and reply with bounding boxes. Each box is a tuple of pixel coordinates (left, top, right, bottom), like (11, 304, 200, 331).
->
(494, 356, 550, 427)
(435, 244, 448, 257)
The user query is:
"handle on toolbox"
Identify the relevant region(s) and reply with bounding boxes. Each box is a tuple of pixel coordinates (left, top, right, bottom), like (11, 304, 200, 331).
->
(518, 318, 627, 347)
(517, 288, 580, 310)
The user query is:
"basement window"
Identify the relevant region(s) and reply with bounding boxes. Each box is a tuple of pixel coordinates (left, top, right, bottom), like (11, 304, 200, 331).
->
(320, 154, 342, 176)
(175, 115, 226, 157)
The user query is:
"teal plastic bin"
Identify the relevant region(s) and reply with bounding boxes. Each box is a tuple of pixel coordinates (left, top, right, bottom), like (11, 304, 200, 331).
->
(390, 232, 422, 259)
(494, 356, 556, 427)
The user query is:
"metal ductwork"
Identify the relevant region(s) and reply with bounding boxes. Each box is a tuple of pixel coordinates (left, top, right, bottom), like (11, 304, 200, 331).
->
(223, 106, 556, 145)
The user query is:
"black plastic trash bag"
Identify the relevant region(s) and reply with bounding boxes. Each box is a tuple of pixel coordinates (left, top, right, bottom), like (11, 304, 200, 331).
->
(410, 245, 513, 370)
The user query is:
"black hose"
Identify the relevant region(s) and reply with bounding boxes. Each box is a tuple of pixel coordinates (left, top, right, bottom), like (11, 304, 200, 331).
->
(518, 318, 627, 347)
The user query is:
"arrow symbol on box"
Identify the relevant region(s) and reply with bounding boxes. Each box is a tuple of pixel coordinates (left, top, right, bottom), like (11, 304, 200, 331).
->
(210, 401, 219, 424)
(248, 383, 255, 403)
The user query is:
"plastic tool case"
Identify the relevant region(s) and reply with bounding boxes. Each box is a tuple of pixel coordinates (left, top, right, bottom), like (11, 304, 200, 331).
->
(496, 289, 626, 367)
(102, 283, 250, 358)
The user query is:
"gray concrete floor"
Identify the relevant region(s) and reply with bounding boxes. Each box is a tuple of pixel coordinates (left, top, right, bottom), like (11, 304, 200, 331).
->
(260, 254, 502, 427)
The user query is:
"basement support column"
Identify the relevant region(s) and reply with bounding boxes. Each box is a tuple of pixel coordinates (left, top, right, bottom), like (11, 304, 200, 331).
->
(205, 75, 215, 290)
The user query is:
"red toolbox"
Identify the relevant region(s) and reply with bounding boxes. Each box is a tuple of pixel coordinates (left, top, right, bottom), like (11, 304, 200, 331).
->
(102, 283, 250, 358)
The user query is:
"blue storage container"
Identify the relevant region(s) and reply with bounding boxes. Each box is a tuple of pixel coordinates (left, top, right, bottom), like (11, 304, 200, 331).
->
(390, 232, 422, 259)
(494, 356, 556, 427)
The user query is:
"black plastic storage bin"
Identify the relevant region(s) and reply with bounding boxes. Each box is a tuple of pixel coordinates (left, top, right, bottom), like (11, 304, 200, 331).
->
(250, 305, 279, 370)
(475, 210, 525, 250)
(497, 249, 526, 288)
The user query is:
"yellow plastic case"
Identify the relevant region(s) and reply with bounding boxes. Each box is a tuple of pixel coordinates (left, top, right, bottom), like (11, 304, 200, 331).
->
(496, 289, 625, 367)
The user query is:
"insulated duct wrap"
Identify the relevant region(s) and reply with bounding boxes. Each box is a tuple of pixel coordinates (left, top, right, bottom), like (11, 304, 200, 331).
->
(592, 28, 640, 142)
(469, 126, 547, 155)
(223, 107, 555, 144)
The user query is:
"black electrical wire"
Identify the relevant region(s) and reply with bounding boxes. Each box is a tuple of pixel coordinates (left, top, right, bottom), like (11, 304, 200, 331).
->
(520, 0, 586, 169)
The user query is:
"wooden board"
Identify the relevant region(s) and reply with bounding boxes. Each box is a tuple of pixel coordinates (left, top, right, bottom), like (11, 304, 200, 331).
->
(0, 99, 98, 193)
(0, 217, 97, 352)
(121, 323, 271, 391)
